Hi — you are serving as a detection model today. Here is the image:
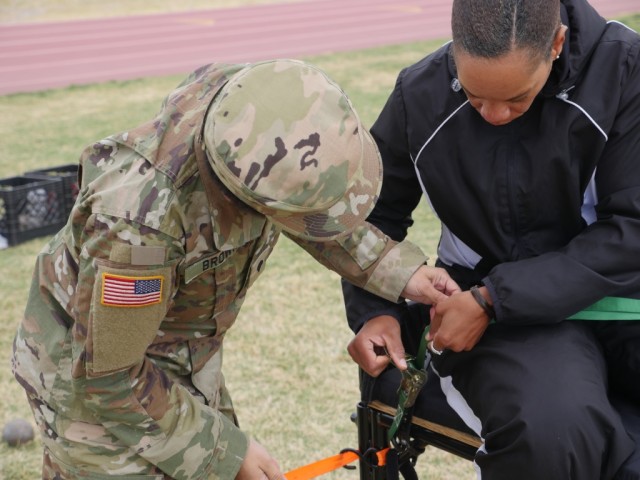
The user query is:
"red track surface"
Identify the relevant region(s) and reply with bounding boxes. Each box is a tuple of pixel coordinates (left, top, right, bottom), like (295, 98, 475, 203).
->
(0, 0, 637, 95)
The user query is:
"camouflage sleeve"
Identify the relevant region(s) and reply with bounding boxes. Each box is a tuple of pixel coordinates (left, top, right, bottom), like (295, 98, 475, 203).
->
(289, 221, 427, 302)
(70, 214, 247, 478)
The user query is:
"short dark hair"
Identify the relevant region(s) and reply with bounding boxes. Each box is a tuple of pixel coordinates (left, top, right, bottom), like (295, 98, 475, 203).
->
(451, 0, 561, 62)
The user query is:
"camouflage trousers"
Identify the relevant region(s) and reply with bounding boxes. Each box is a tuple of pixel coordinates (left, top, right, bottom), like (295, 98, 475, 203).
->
(28, 394, 169, 479)
(42, 449, 167, 479)
(27, 389, 240, 479)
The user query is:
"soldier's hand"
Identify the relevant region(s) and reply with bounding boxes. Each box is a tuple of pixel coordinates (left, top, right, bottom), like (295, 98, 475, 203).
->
(401, 265, 461, 305)
(236, 438, 284, 480)
(347, 315, 407, 377)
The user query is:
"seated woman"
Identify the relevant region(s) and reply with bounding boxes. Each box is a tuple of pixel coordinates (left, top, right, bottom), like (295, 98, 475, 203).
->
(343, 0, 640, 479)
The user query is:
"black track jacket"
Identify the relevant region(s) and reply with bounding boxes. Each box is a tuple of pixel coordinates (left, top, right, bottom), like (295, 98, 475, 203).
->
(343, 0, 640, 329)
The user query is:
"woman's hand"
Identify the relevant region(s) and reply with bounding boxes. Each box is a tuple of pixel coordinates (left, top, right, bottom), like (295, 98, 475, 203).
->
(347, 315, 406, 377)
(428, 287, 492, 353)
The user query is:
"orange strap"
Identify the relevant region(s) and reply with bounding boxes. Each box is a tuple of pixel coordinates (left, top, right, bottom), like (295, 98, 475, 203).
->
(284, 448, 389, 480)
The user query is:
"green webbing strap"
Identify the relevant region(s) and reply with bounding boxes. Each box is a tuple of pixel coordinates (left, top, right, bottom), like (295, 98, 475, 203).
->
(415, 325, 429, 369)
(387, 326, 430, 444)
(569, 296, 640, 321)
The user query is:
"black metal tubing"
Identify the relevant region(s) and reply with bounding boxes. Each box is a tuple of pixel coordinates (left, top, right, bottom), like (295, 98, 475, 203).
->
(355, 401, 478, 480)
(356, 401, 390, 480)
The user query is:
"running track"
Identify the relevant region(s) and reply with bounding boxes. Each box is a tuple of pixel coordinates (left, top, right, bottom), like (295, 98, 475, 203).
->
(0, 0, 637, 95)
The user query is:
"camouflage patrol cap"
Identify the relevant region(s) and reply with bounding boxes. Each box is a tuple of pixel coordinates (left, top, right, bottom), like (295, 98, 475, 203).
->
(203, 59, 382, 241)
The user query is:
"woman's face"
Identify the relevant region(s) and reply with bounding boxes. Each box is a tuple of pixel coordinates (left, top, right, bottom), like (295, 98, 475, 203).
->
(455, 48, 553, 126)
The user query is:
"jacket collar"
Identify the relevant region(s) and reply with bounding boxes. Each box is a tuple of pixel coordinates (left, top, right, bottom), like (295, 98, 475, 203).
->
(543, 0, 607, 96)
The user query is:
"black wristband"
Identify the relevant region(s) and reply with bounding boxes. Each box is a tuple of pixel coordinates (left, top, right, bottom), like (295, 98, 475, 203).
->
(470, 285, 495, 320)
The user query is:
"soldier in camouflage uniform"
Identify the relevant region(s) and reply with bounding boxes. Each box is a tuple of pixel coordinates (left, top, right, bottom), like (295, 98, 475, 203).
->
(12, 59, 459, 479)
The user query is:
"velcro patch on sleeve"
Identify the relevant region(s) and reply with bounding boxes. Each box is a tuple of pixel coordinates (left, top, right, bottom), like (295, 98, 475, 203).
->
(90, 264, 172, 376)
(101, 273, 163, 308)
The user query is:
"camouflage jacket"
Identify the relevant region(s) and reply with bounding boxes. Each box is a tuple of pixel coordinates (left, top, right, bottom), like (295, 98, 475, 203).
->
(12, 63, 426, 479)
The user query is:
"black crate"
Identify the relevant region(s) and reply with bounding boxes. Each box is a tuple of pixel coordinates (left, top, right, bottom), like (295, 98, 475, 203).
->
(0, 176, 67, 248)
(25, 164, 79, 218)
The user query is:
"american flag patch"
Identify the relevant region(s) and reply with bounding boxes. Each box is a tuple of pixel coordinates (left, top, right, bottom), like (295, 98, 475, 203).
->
(101, 273, 163, 307)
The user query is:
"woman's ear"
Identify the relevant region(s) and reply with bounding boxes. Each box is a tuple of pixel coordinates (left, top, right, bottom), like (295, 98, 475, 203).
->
(551, 24, 568, 60)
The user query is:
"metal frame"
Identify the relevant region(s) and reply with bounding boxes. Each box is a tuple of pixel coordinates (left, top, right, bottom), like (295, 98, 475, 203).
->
(355, 400, 481, 480)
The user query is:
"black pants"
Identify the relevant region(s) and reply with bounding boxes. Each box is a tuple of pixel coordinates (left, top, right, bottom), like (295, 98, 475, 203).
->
(364, 304, 640, 480)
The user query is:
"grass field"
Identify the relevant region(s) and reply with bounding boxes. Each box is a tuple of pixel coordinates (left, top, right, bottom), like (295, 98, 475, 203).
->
(1, 2, 638, 479)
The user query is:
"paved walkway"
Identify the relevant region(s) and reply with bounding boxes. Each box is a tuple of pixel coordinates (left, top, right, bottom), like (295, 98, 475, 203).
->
(0, 0, 637, 95)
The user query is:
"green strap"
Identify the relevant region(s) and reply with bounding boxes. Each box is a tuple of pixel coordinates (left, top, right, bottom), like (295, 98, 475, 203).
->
(415, 324, 430, 368)
(387, 325, 430, 443)
(569, 296, 640, 321)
